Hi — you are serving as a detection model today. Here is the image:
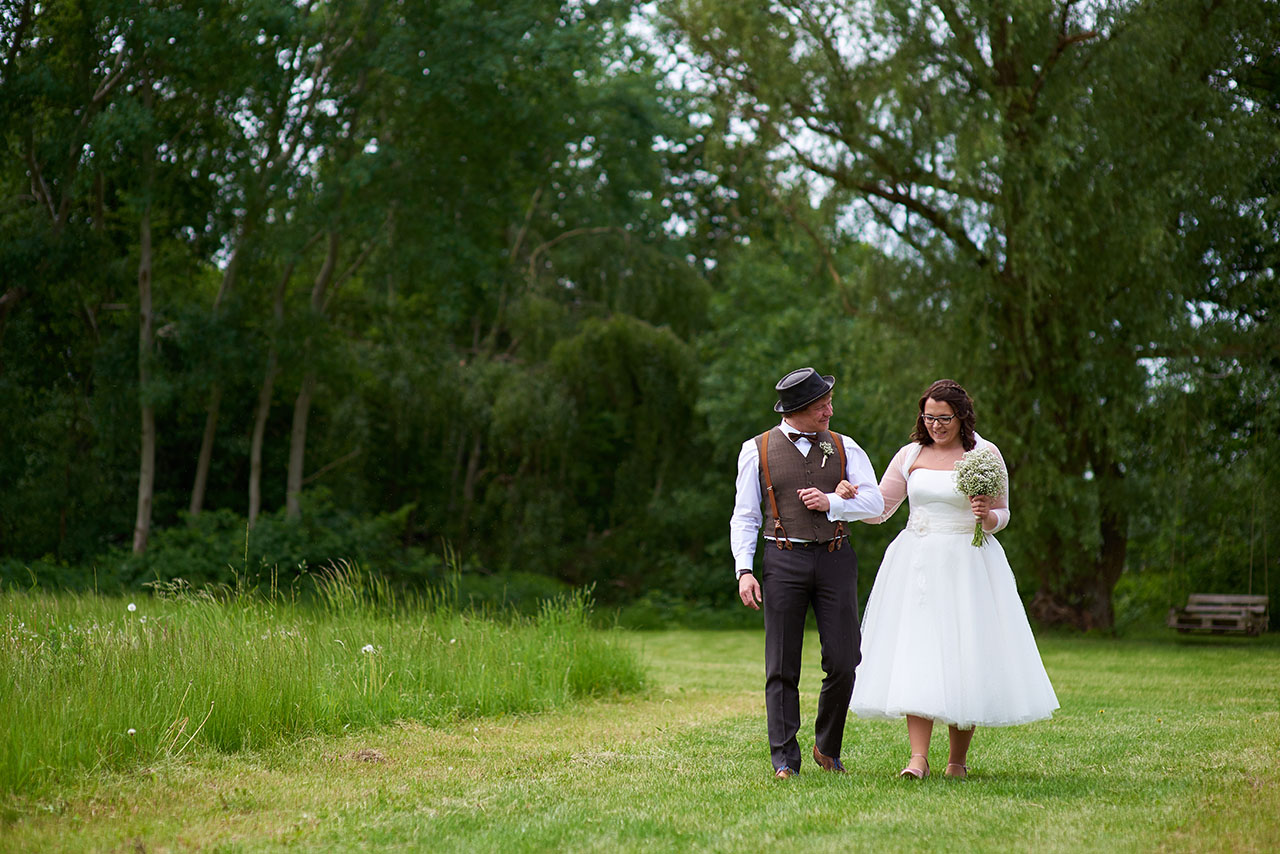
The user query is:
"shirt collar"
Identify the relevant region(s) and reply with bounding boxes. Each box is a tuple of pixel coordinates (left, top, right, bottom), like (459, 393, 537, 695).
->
(780, 418, 821, 437)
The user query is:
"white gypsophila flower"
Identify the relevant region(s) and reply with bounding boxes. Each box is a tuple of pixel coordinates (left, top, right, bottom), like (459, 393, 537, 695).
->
(953, 447, 1007, 547)
(953, 448, 1005, 498)
(818, 440, 835, 468)
(127, 603, 137, 612)
(361, 644, 376, 654)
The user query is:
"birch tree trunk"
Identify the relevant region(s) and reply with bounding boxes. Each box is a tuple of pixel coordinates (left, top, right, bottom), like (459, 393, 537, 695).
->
(249, 253, 303, 527)
(285, 231, 339, 519)
(188, 383, 221, 517)
(285, 370, 316, 519)
(188, 228, 251, 518)
(132, 133, 156, 554)
(247, 349, 278, 527)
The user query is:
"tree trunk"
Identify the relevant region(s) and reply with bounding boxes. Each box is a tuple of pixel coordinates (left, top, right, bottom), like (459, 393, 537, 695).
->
(248, 349, 278, 528)
(459, 432, 483, 533)
(284, 231, 340, 520)
(0, 287, 25, 375)
(285, 370, 316, 519)
(1088, 459, 1130, 629)
(188, 383, 221, 517)
(133, 175, 156, 554)
(247, 245, 310, 526)
(187, 230, 249, 518)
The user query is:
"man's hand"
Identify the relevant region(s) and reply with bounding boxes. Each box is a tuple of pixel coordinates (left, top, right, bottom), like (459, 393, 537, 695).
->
(834, 480, 858, 500)
(739, 573, 762, 610)
(797, 487, 830, 512)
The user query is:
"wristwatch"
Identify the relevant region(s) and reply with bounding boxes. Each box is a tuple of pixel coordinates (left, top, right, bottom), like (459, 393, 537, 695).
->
(736, 569, 754, 580)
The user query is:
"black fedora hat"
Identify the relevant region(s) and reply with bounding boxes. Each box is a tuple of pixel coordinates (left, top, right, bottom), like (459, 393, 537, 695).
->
(774, 367, 835, 413)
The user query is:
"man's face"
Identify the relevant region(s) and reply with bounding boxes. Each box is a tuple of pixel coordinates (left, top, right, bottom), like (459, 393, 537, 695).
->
(785, 394, 833, 434)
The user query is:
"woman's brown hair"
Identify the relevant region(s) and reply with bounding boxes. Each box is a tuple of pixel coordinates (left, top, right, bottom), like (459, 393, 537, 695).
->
(910, 379, 977, 451)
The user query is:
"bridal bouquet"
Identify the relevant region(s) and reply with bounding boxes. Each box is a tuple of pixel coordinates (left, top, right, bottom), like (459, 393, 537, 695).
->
(953, 447, 1006, 547)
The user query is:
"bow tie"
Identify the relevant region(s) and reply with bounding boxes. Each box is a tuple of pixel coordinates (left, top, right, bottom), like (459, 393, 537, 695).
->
(786, 431, 819, 443)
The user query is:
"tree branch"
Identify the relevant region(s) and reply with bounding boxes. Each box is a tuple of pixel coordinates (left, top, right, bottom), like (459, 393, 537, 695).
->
(24, 144, 56, 221)
(310, 231, 341, 310)
(91, 46, 128, 105)
(323, 228, 382, 313)
(796, 114, 998, 206)
(2, 0, 32, 73)
(301, 447, 362, 486)
(788, 142, 989, 267)
(1028, 27, 1099, 112)
(0, 286, 27, 311)
(863, 196, 936, 264)
(527, 226, 629, 281)
(509, 183, 544, 261)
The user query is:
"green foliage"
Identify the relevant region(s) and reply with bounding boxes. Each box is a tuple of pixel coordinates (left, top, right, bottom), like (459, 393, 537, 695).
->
(115, 494, 416, 588)
(0, 0, 718, 601)
(668, 0, 1280, 627)
(2, 0, 1277, 630)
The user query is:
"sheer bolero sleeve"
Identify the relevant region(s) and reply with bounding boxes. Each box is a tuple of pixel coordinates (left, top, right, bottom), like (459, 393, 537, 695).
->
(861, 443, 920, 525)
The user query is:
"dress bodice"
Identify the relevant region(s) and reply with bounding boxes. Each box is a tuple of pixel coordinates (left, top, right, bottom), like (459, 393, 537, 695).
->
(905, 468, 976, 535)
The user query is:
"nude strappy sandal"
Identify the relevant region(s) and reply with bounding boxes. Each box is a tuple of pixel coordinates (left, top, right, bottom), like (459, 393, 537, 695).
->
(899, 753, 929, 779)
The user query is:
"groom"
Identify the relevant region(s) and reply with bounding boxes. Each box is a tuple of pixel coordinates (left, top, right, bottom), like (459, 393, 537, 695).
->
(730, 367, 884, 778)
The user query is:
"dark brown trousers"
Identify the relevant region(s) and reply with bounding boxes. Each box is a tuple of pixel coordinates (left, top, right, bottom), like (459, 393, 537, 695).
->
(761, 540, 861, 772)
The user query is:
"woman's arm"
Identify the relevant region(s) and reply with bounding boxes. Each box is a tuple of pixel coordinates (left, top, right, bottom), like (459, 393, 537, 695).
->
(860, 445, 911, 525)
(975, 441, 1010, 533)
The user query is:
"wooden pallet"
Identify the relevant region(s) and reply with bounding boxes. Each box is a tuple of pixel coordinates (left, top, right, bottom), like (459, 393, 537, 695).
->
(1167, 594, 1270, 636)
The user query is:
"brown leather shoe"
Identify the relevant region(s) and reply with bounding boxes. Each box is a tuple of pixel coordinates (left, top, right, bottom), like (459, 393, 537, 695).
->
(813, 745, 846, 773)
(774, 766, 798, 779)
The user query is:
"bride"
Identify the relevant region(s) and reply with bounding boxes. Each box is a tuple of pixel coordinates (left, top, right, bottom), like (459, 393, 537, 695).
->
(838, 379, 1058, 779)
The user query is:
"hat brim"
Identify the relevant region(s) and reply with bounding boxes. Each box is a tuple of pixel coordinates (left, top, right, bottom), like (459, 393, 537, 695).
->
(774, 374, 835, 413)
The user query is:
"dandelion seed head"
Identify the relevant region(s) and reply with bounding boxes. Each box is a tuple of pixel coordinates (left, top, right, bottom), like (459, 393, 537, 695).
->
(361, 644, 376, 654)
(127, 603, 137, 612)
(450, 638, 457, 644)
(127, 728, 136, 736)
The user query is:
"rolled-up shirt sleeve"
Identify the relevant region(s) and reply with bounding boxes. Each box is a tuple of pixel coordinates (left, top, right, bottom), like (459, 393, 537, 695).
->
(730, 439, 764, 574)
(825, 435, 884, 521)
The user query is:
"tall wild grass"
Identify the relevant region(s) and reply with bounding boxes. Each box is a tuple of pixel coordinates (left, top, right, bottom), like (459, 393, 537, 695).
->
(0, 565, 644, 796)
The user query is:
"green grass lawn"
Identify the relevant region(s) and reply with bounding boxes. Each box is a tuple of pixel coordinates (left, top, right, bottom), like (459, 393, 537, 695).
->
(3, 626, 1278, 852)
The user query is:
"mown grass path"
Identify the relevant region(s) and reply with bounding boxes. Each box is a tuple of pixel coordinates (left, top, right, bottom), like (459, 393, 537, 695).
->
(4, 630, 1279, 852)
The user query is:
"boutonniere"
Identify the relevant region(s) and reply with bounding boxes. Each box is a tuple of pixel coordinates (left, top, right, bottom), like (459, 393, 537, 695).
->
(819, 441, 835, 467)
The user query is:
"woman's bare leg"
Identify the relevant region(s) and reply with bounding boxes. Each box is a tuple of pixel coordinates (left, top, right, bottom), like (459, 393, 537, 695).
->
(903, 715, 933, 776)
(946, 725, 974, 777)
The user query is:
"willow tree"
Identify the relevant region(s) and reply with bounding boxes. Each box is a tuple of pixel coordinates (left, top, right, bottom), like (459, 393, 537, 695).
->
(666, 0, 1280, 627)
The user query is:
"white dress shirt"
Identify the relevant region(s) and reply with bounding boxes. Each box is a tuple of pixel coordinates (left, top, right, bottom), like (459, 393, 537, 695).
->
(730, 420, 884, 574)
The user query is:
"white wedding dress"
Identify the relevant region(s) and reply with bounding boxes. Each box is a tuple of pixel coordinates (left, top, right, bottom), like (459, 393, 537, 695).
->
(850, 442, 1059, 728)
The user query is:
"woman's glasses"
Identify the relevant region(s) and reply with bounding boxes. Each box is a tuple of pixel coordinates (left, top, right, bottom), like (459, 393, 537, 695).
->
(922, 414, 955, 425)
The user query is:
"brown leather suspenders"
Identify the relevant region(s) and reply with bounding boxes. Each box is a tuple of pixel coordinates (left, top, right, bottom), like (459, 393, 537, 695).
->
(758, 430, 849, 552)
(828, 431, 848, 551)
(759, 429, 791, 550)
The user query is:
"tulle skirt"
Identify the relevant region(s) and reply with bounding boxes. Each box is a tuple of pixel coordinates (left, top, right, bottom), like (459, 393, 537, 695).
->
(850, 526, 1059, 728)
